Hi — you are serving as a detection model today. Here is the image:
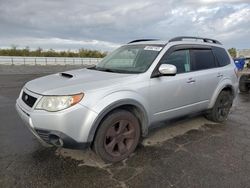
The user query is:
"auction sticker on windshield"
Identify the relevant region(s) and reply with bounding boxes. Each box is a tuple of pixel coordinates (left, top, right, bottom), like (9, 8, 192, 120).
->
(144, 46, 162, 51)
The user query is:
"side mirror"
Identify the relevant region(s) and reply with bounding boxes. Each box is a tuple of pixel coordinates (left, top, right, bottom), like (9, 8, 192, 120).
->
(158, 64, 177, 76)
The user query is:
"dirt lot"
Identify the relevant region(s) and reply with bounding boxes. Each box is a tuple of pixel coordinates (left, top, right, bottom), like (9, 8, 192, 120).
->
(1, 65, 250, 188)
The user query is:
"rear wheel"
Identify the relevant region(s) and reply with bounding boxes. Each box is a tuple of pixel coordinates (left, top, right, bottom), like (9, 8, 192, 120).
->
(239, 75, 249, 93)
(93, 110, 140, 163)
(205, 91, 233, 123)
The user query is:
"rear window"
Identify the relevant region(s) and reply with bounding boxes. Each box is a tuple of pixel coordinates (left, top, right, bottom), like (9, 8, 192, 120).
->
(212, 47, 230, 67)
(191, 49, 217, 71)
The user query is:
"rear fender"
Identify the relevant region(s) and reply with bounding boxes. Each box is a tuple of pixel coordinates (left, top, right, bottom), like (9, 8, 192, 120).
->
(208, 79, 236, 109)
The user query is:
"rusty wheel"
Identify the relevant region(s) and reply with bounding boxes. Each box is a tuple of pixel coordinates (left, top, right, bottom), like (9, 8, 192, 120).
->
(93, 110, 140, 163)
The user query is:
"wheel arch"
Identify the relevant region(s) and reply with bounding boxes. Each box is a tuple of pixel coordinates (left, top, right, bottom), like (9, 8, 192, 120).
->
(87, 99, 149, 144)
(208, 81, 235, 109)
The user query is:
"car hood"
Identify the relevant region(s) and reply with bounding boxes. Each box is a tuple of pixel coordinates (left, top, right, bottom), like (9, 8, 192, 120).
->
(25, 68, 137, 95)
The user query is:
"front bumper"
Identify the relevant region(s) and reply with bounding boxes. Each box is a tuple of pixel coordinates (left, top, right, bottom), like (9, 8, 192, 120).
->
(16, 89, 98, 149)
(16, 103, 51, 147)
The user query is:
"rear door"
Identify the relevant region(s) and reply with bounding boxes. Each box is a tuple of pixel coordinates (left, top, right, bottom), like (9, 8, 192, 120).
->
(190, 48, 220, 106)
(212, 46, 233, 82)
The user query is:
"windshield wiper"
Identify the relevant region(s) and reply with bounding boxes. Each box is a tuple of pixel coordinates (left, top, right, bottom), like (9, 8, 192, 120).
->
(95, 67, 117, 72)
(87, 65, 96, 70)
(87, 66, 113, 72)
(87, 66, 114, 72)
(88, 66, 140, 74)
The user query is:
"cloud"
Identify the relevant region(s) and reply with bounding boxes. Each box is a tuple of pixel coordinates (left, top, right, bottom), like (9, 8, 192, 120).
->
(0, 0, 249, 50)
(0, 37, 120, 51)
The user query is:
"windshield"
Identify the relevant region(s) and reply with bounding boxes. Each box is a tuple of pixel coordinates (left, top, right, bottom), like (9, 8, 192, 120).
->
(95, 44, 163, 73)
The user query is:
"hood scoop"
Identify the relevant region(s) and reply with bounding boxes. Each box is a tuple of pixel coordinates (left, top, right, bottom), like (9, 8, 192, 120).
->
(60, 72, 73, 78)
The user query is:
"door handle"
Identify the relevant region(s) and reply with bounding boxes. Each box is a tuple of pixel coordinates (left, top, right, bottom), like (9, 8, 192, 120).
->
(187, 78, 196, 83)
(217, 73, 223, 77)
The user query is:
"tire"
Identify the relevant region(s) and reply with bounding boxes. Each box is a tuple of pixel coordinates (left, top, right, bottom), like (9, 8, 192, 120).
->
(239, 75, 249, 93)
(205, 91, 233, 123)
(93, 109, 141, 163)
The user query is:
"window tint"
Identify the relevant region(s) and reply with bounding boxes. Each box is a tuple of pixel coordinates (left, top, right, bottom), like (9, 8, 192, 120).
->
(160, 50, 191, 73)
(212, 47, 230, 67)
(191, 49, 216, 71)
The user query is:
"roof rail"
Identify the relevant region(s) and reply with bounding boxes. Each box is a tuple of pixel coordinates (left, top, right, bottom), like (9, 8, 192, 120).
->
(169, 36, 222, 45)
(128, 39, 158, 44)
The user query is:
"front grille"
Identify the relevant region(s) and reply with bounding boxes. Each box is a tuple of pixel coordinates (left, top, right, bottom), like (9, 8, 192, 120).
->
(22, 91, 37, 108)
(35, 129, 50, 143)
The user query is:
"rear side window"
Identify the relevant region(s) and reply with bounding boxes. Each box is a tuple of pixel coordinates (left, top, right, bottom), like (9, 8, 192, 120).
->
(212, 47, 230, 67)
(160, 50, 191, 73)
(191, 49, 217, 71)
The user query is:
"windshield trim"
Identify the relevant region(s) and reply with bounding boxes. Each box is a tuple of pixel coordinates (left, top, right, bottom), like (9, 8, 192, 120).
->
(87, 66, 142, 74)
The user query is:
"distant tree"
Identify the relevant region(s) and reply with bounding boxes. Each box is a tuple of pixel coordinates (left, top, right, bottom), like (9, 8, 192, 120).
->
(11, 44, 18, 50)
(10, 44, 18, 56)
(228, 48, 237, 58)
(0, 46, 107, 58)
(23, 46, 30, 56)
(44, 49, 56, 57)
(34, 47, 43, 56)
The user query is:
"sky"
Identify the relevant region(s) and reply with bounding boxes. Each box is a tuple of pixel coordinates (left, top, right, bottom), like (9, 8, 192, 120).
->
(0, 0, 249, 51)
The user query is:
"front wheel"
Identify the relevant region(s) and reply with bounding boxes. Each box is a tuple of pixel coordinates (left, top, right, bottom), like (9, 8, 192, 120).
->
(93, 110, 140, 163)
(205, 91, 233, 123)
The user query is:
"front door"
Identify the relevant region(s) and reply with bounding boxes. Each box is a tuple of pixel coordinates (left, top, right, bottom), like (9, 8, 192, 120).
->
(149, 49, 199, 122)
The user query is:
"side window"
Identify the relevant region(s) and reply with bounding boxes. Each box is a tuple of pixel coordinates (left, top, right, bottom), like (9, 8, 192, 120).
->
(191, 49, 217, 71)
(212, 47, 230, 67)
(160, 50, 191, 73)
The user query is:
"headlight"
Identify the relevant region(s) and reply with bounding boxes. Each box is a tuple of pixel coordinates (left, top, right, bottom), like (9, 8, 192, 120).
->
(35, 93, 84, 112)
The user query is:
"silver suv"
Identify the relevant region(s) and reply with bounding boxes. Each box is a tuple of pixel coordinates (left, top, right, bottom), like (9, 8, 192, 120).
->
(16, 36, 238, 162)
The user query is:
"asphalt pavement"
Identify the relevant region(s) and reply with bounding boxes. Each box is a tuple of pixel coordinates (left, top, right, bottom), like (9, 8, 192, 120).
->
(1, 65, 250, 188)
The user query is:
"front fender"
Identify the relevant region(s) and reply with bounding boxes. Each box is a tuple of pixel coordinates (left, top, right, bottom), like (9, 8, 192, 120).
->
(87, 91, 150, 142)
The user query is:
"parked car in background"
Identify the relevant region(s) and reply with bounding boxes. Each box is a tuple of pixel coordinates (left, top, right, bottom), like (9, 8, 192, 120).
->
(234, 58, 250, 93)
(16, 36, 238, 162)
